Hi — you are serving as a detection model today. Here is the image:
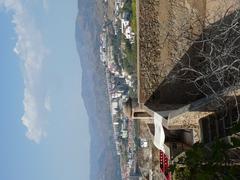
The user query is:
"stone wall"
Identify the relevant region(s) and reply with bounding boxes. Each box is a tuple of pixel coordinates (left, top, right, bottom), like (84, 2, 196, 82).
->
(138, 0, 206, 103)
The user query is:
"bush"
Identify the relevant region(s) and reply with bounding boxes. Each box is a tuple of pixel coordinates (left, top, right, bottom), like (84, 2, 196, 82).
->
(123, 39, 137, 74)
(131, 0, 137, 33)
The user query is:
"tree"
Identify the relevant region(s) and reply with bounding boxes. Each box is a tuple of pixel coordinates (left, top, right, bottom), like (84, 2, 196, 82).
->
(170, 122, 240, 179)
(157, 4, 240, 179)
(172, 9, 240, 117)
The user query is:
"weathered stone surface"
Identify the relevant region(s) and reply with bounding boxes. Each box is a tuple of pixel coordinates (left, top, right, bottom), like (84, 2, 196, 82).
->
(137, 0, 240, 105)
(138, 0, 206, 104)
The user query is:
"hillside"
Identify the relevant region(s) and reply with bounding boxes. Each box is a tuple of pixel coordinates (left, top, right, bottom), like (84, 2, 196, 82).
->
(75, 0, 121, 179)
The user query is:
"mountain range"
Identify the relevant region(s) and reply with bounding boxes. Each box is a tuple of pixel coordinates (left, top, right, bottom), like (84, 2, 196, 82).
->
(75, 0, 121, 179)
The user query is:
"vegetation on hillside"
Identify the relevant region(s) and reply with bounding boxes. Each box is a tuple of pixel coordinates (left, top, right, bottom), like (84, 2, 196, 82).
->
(121, 0, 137, 76)
(122, 0, 132, 12)
(123, 39, 137, 75)
(122, 0, 137, 33)
(170, 122, 240, 179)
(131, 0, 137, 33)
(111, 27, 122, 68)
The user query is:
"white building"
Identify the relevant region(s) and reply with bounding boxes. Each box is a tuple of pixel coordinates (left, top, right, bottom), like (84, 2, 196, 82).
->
(124, 26, 135, 43)
(112, 101, 119, 115)
(121, 18, 130, 34)
(122, 130, 128, 138)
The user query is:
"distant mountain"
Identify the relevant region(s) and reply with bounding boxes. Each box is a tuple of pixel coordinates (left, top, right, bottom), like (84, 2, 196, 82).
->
(75, 0, 121, 180)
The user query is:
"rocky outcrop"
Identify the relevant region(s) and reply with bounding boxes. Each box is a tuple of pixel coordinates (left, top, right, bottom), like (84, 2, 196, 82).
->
(138, 0, 206, 103)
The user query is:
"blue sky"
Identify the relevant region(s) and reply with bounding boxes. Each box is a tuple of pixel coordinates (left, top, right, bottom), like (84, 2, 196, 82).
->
(0, 0, 90, 179)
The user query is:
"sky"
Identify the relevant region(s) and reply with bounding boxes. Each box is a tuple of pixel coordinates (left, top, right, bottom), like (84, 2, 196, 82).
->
(0, 0, 90, 180)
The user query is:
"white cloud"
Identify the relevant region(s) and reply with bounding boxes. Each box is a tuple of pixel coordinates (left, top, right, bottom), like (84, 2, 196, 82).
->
(22, 89, 47, 143)
(0, 0, 48, 143)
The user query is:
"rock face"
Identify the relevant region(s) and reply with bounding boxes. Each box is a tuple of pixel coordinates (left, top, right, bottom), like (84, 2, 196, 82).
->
(138, 0, 240, 111)
(138, 0, 206, 104)
(75, 0, 121, 180)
